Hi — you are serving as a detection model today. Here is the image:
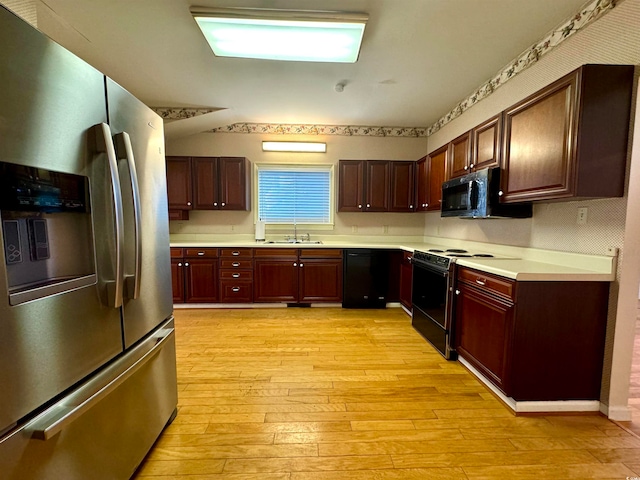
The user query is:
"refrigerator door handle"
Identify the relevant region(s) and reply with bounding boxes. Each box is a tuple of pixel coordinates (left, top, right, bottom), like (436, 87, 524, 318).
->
(92, 123, 125, 308)
(29, 326, 175, 441)
(114, 131, 142, 300)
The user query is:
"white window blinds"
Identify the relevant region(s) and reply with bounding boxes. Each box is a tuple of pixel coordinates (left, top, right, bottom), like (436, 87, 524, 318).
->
(257, 166, 332, 224)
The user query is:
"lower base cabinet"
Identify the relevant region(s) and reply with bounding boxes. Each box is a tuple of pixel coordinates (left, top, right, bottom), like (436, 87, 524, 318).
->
(170, 248, 219, 303)
(454, 267, 609, 401)
(219, 248, 253, 303)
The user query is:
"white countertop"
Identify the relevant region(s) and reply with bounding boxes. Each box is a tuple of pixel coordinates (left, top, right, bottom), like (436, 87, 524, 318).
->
(170, 236, 617, 282)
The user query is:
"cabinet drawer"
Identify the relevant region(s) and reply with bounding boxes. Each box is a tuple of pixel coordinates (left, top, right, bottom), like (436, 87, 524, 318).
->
(299, 248, 343, 259)
(220, 270, 253, 281)
(254, 248, 297, 258)
(219, 248, 253, 258)
(458, 267, 514, 300)
(220, 259, 253, 269)
(185, 248, 219, 258)
(170, 248, 183, 258)
(219, 280, 252, 303)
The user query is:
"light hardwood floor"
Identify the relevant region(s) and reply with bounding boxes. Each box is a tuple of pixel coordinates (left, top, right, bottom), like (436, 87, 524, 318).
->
(134, 308, 640, 480)
(620, 308, 640, 436)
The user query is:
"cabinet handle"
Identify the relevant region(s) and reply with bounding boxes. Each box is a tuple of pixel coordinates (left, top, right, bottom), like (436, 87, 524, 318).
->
(475, 278, 486, 286)
(187, 202, 191, 206)
(232, 273, 240, 278)
(197, 251, 205, 256)
(232, 262, 240, 267)
(177, 262, 183, 267)
(425, 203, 429, 208)
(498, 190, 504, 196)
(184, 262, 189, 267)
(293, 262, 297, 267)
(455, 289, 460, 295)
(221, 202, 226, 207)
(367, 203, 371, 208)
(463, 166, 468, 170)
(407, 256, 412, 263)
(232, 287, 240, 292)
(358, 204, 362, 209)
(409, 205, 413, 209)
(470, 163, 474, 169)
(214, 202, 218, 206)
(232, 251, 240, 256)
(299, 263, 304, 267)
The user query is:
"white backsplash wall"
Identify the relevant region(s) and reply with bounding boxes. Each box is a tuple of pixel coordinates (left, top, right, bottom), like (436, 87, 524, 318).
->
(424, 0, 640, 411)
(166, 132, 428, 240)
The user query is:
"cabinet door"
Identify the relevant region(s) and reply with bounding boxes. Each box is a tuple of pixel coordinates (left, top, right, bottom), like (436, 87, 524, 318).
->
(501, 74, 577, 202)
(399, 252, 412, 309)
(338, 160, 364, 212)
(192, 157, 219, 210)
(298, 259, 343, 303)
(184, 259, 219, 303)
(166, 156, 192, 210)
(171, 259, 185, 303)
(389, 161, 415, 212)
(416, 156, 428, 211)
(472, 114, 501, 172)
(427, 147, 447, 211)
(219, 157, 249, 210)
(254, 259, 298, 302)
(454, 284, 514, 394)
(448, 131, 471, 179)
(365, 160, 390, 211)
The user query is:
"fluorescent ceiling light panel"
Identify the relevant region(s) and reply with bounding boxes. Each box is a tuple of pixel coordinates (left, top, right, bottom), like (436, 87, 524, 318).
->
(263, 141, 327, 153)
(191, 7, 367, 63)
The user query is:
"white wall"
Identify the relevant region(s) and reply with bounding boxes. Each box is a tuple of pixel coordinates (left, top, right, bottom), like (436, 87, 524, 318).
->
(167, 133, 428, 240)
(423, 0, 640, 418)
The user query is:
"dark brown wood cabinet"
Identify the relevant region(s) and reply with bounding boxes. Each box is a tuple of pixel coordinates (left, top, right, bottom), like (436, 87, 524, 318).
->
(448, 131, 472, 179)
(415, 156, 428, 212)
(389, 161, 415, 212)
(192, 156, 250, 211)
(254, 248, 343, 303)
(399, 251, 412, 310)
(338, 160, 414, 212)
(426, 145, 447, 212)
(219, 248, 253, 303)
(501, 65, 633, 203)
(170, 247, 219, 303)
(454, 266, 609, 401)
(166, 157, 193, 211)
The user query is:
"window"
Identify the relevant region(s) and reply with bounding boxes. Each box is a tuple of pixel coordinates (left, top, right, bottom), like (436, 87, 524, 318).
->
(257, 164, 332, 225)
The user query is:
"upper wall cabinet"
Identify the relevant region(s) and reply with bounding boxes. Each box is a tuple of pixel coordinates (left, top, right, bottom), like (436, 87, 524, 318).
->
(338, 160, 414, 212)
(415, 156, 428, 212)
(426, 145, 447, 212)
(166, 156, 251, 218)
(500, 65, 633, 203)
(448, 114, 502, 180)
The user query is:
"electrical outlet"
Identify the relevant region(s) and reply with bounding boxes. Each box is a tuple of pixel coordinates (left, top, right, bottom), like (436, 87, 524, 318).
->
(577, 207, 588, 225)
(351, 225, 358, 233)
(383, 225, 389, 234)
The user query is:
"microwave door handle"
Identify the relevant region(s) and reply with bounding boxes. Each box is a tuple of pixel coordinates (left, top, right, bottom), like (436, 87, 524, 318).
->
(92, 123, 124, 308)
(114, 132, 142, 300)
(469, 180, 480, 209)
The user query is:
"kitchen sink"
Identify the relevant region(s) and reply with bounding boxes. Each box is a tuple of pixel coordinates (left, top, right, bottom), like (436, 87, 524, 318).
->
(265, 240, 323, 244)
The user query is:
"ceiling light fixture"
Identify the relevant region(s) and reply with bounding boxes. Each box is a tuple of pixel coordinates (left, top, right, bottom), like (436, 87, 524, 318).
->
(262, 141, 327, 153)
(190, 7, 368, 63)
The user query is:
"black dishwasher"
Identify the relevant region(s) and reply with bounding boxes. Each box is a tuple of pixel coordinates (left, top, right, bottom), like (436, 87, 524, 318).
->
(342, 249, 389, 308)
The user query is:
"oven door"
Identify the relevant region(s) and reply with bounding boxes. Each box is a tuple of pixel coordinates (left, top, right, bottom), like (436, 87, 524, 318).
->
(411, 261, 456, 359)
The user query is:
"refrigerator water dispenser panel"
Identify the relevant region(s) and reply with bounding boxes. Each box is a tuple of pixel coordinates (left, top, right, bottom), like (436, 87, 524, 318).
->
(0, 162, 96, 305)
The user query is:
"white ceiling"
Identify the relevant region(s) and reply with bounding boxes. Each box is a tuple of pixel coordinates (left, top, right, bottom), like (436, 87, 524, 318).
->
(35, 0, 590, 134)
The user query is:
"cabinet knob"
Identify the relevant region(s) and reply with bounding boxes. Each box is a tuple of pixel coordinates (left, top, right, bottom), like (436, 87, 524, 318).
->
(367, 203, 371, 208)
(409, 205, 413, 209)
(221, 202, 226, 207)
(455, 289, 460, 295)
(470, 163, 474, 169)
(186, 202, 191, 206)
(463, 166, 468, 170)
(232, 287, 240, 292)
(177, 262, 182, 267)
(184, 262, 189, 267)
(358, 204, 362, 209)
(214, 202, 218, 206)
(498, 190, 504, 196)
(425, 203, 429, 208)
(232, 273, 240, 278)
(293, 262, 297, 267)
(300, 263, 304, 267)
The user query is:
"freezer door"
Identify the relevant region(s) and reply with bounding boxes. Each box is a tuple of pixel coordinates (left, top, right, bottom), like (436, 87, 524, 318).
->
(0, 6, 124, 433)
(106, 78, 173, 348)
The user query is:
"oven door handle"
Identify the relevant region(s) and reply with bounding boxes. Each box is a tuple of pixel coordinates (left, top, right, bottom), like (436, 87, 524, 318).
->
(412, 262, 450, 277)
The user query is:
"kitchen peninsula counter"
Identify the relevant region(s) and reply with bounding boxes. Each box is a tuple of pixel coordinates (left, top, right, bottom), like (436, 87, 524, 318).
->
(169, 236, 617, 282)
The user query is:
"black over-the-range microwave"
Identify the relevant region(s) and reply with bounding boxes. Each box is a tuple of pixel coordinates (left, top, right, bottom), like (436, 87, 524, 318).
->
(440, 167, 532, 219)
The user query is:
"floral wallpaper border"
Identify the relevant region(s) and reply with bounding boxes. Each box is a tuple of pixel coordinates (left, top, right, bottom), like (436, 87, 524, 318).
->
(154, 0, 617, 138)
(427, 0, 618, 135)
(151, 107, 218, 121)
(209, 123, 429, 137)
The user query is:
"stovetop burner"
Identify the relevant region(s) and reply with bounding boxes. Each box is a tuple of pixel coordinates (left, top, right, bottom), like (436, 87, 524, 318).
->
(446, 249, 468, 253)
(472, 253, 494, 258)
(447, 254, 472, 257)
(428, 249, 444, 253)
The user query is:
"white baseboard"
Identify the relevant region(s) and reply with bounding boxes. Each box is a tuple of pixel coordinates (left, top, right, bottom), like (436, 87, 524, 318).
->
(458, 357, 602, 414)
(604, 405, 633, 421)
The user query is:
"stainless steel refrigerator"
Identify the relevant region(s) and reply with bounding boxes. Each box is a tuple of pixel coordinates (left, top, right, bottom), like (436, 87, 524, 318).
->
(0, 5, 177, 478)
